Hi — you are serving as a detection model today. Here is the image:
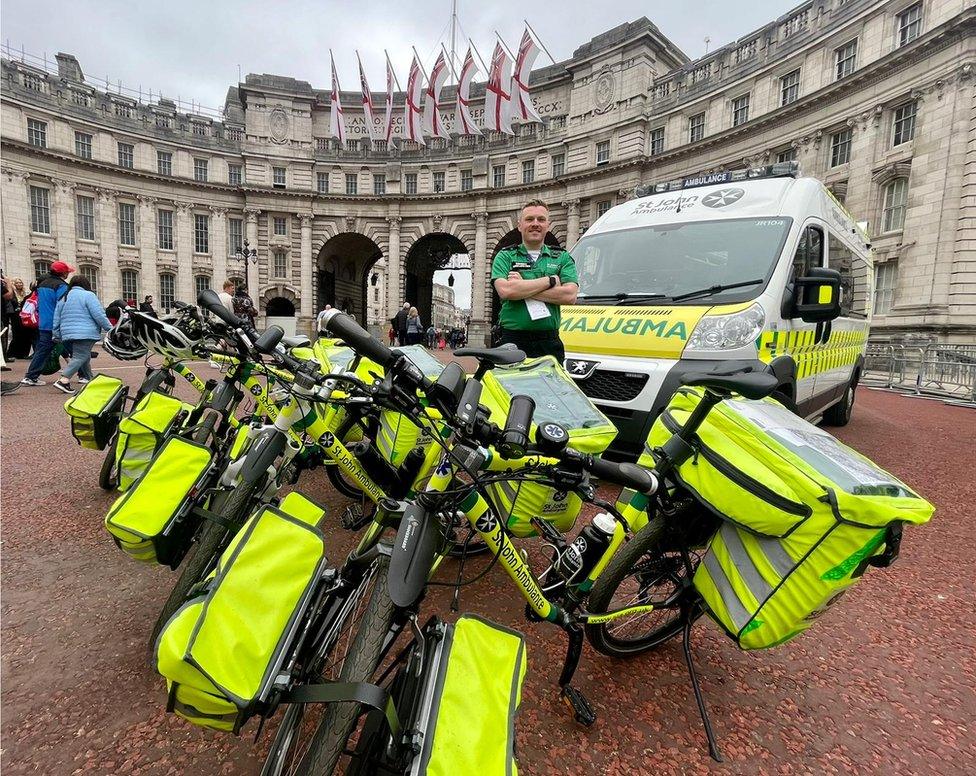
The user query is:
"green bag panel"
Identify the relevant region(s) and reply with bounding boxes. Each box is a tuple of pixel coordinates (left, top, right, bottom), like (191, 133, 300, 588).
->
(480, 356, 617, 455)
(119, 390, 188, 435)
(114, 391, 191, 491)
(420, 615, 526, 776)
(105, 437, 212, 564)
(64, 374, 126, 417)
(64, 375, 128, 450)
(486, 479, 581, 538)
(376, 410, 443, 466)
(277, 491, 326, 528)
(228, 425, 251, 462)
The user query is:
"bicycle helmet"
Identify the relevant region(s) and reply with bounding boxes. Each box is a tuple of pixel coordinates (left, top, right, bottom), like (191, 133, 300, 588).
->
(126, 309, 203, 360)
(103, 316, 148, 360)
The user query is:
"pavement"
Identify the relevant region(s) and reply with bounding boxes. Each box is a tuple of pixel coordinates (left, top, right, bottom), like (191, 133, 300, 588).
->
(1, 351, 974, 775)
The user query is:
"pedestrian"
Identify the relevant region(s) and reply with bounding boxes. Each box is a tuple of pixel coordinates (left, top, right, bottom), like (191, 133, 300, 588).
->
(316, 304, 333, 334)
(139, 295, 157, 316)
(218, 280, 236, 316)
(405, 306, 424, 345)
(491, 199, 579, 361)
(51, 275, 112, 394)
(391, 302, 410, 346)
(388, 326, 396, 346)
(426, 324, 436, 349)
(21, 261, 73, 386)
(438, 332, 446, 350)
(233, 285, 257, 327)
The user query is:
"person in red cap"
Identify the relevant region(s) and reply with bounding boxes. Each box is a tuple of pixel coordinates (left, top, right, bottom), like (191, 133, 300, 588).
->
(21, 260, 73, 386)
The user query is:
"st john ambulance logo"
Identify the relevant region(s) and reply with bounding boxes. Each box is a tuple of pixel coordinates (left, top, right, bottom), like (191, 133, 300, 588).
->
(702, 188, 745, 208)
(319, 432, 335, 447)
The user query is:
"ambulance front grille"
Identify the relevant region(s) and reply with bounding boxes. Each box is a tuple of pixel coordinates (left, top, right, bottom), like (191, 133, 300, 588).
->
(576, 370, 648, 402)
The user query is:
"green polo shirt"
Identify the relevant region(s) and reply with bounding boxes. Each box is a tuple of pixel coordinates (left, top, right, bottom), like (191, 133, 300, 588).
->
(491, 243, 579, 331)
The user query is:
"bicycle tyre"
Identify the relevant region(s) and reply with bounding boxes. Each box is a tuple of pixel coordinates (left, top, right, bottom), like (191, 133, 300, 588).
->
(325, 459, 365, 500)
(586, 517, 701, 657)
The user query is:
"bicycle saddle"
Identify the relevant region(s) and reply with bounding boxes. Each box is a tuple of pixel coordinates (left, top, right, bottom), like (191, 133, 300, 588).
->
(454, 343, 526, 368)
(681, 361, 778, 401)
(282, 335, 311, 348)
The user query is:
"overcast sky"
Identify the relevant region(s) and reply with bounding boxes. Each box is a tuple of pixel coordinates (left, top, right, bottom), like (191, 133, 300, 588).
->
(3, 0, 801, 110)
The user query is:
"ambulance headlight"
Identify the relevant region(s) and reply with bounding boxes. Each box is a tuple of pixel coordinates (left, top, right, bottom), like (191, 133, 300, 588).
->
(686, 303, 765, 351)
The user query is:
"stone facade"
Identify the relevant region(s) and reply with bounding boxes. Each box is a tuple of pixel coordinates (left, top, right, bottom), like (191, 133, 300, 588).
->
(1, 0, 973, 344)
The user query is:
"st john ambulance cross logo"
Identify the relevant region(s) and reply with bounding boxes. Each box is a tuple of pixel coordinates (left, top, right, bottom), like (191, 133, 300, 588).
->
(702, 188, 745, 208)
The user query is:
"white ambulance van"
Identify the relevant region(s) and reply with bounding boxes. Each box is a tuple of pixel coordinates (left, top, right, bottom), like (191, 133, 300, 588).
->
(562, 164, 873, 460)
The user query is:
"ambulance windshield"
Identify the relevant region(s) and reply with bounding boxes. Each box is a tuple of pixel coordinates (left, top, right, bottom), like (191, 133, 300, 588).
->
(573, 217, 793, 305)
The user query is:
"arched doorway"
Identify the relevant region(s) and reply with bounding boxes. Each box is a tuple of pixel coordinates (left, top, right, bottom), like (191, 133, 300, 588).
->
(403, 233, 471, 334)
(316, 233, 383, 324)
(263, 288, 298, 335)
(266, 297, 295, 316)
(489, 228, 562, 326)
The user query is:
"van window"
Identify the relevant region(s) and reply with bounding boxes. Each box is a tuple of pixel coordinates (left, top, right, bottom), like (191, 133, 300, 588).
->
(828, 231, 869, 318)
(792, 225, 823, 279)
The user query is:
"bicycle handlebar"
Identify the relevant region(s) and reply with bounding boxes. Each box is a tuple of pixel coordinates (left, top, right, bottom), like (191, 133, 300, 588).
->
(320, 309, 396, 369)
(585, 456, 658, 495)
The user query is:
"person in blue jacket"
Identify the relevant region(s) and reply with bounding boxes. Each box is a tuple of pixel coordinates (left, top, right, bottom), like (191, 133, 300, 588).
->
(51, 275, 112, 394)
(21, 261, 73, 386)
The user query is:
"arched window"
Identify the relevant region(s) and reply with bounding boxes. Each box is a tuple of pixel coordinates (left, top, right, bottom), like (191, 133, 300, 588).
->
(195, 274, 212, 297)
(33, 259, 51, 280)
(121, 269, 139, 306)
(158, 273, 176, 312)
(79, 265, 99, 296)
(882, 178, 908, 233)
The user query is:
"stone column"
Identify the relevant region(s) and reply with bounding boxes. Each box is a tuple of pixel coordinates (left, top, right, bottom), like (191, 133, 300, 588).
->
(137, 195, 158, 303)
(470, 210, 490, 345)
(210, 206, 228, 292)
(52, 178, 76, 270)
(3, 170, 32, 279)
(243, 207, 261, 304)
(298, 214, 314, 326)
(97, 188, 119, 302)
(563, 199, 581, 248)
(175, 201, 195, 305)
(385, 214, 402, 319)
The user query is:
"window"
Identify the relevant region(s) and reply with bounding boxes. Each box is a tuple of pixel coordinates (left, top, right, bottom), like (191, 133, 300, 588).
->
(194, 213, 210, 253)
(835, 39, 857, 80)
(792, 225, 824, 280)
(830, 128, 852, 167)
(492, 165, 506, 188)
(597, 200, 612, 218)
(892, 101, 917, 146)
(273, 166, 286, 188)
(80, 265, 99, 295)
(121, 269, 139, 304)
(521, 160, 535, 184)
(345, 174, 358, 195)
(273, 251, 288, 278)
(76, 195, 95, 240)
(897, 3, 923, 46)
(29, 186, 51, 233)
(728, 96, 751, 130)
(649, 128, 665, 156)
(317, 171, 329, 193)
(874, 260, 897, 314)
(157, 209, 174, 250)
(118, 202, 136, 246)
(23, 72, 43, 91)
(551, 153, 565, 177)
(75, 131, 92, 159)
(192, 123, 207, 137)
(34, 260, 51, 280)
(118, 142, 133, 168)
(433, 171, 446, 192)
(374, 174, 386, 195)
(155, 114, 172, 129)
(780, 70, 800, 106)
(72, 90, 90, 107)
(777, 147, 797, 164)
(828, 232, 868, 317)
(157, 150, 172, 175)
(195, 275, 211, 297)
(228, 164, 242, 185)
(405, 173, 418, 194)
(194, 158, 208, 182)
(460, 169, 473, 192)
(228, 218, 243, 254)
(114, 102, 132, 118)
(159, 273, 176, 311)
(689, 112, 705, 143)
(273, 216, 287, 236)
(596, 141, 610, 165)
(882, 178, 909, 233)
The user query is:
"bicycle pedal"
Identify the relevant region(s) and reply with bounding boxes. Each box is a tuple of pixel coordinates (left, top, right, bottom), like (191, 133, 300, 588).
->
(560, 685, 596, 727)
(340, 504, 371, 531)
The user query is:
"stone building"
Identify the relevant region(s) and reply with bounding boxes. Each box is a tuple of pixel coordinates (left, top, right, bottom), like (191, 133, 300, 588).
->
(1, 0, 973, 344)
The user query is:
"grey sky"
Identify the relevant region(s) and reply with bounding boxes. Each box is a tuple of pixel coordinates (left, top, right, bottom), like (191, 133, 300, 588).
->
(2, 0, 802, 111)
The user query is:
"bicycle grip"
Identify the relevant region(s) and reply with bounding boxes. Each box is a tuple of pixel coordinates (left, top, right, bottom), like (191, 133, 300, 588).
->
(198, 289, 243, 328)
(587, 457, 658, 495)
(320, 310, 395, 368)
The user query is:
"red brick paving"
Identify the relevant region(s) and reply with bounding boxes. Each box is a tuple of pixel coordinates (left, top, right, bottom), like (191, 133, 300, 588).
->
(1, 353, 974, 775)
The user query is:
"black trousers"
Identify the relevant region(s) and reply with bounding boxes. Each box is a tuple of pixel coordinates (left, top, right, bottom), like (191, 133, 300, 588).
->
(497, 328, 565, 362)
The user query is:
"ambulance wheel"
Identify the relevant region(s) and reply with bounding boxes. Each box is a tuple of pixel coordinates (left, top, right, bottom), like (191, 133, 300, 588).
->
(98, 436, 118, 491)
(822, 373, 858, 427)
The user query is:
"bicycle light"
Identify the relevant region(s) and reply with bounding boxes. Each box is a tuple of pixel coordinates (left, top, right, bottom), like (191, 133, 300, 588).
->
(500, 395, 536, 459)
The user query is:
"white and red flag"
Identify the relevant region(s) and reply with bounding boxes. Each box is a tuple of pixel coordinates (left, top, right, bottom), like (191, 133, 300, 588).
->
(403, 55, 425, 145)
(421, 51, 450, 139)
(511, 28, 543, 123)
(384, 53, 396, 143)
(484, 42, 514, 135)
(357, 52, 381, 143)
(455, 47, 481, 135)
(329, 51, 346, 144)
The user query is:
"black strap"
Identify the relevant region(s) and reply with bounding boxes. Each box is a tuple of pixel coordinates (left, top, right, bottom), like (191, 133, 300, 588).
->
(281, 681, 400, 737)
(191, 505, 237, 531)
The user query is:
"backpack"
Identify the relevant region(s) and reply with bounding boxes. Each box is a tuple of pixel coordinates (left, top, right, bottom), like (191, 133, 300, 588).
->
(19, 292, 38, 328)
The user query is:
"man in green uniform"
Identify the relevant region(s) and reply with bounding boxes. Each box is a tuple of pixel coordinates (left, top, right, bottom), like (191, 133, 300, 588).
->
(491, 199, 579, 360)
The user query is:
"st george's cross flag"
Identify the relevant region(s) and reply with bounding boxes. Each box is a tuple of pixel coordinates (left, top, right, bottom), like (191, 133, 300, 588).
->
(484, 42, 514, 135)
(403, 55, 425, 145)
(421, 51, 450, 139)
(511, 28, 543, 123)
(357, 53, 381, 143)
(455, 47, 481, 135)
(329, 52, 346, 144)
(384, 54, 396, 143)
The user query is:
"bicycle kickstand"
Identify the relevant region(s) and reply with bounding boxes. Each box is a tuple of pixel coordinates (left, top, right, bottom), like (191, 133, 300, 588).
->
(558, 623, 596, 726)
(681, 610, 723, 762)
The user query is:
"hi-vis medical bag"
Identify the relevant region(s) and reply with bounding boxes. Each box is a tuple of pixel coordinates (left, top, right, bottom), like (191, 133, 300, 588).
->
(480, 356, 618, 537)
(64, 374, 128, 450)
(155, 493, 326, 732)
(113, 391, 191, 491)
(647, 387, 934, 650)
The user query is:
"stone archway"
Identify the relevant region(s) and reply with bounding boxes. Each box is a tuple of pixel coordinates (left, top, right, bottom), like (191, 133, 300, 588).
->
(489, 228, 562, 327)
(403, 232, 471, 332)
(316, 233, 383, 324)
(262, 286, 298, 335)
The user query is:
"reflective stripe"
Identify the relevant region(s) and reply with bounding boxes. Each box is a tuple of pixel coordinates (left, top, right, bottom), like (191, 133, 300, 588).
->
(702, 548, 752, 630)
(755, 533, 795, 579)
(720, 523, 773, 601)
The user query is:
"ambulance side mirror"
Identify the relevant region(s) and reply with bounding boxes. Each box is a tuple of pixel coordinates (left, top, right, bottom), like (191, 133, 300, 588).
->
(791, 267, 842, 323)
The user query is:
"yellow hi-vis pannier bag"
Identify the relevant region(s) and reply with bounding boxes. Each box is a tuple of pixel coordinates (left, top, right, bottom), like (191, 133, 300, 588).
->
(480, 356, 618, 537)
(104, 436, 213, 565)
(646, 387, 934, 650)
(412, 614, 526, 776)
(113, 391, 191, 491)
(63, 374, 128, 450)
(154, 492, 326, 733)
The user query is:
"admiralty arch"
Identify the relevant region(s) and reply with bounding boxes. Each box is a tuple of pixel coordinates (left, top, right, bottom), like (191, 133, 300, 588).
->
(1, 0, 973, 345)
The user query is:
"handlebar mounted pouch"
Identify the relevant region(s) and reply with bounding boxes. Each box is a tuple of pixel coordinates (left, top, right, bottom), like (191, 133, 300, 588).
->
(154, 492, 327, 733)
(63, 374, 128, 450)
(112, 391, 193, 491)
(646, 386, 934, 650)
(480, 356, 618, 537)
(104, 436, 214, 565)
(375, 345, 447, 466)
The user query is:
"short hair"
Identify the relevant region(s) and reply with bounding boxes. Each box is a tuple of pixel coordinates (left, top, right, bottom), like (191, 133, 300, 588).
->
(521, 199, 549, 213)
(223, 279, 235, 291)
(69, 275, 92, 291)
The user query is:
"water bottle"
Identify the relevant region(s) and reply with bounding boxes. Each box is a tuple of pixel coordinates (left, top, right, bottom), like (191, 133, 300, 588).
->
(555, 512, 616, 584)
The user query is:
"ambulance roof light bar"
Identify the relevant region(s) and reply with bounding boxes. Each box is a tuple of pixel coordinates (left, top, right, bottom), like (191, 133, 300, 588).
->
(635, 161, 800, 198)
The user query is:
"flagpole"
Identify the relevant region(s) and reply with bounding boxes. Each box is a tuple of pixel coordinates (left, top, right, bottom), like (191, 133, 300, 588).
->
(493, 31, 516, 62)
(329, 49, 341, 91)
(411, 45, 431, 82)
(523, 19, 557, 65)
(468, 38, 490, 75)
(441, 43, 460, 84)
(384, 49, 403, 91)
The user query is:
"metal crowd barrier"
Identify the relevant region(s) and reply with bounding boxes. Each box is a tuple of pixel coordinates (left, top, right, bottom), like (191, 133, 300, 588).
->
(862, 343, 976, 406)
